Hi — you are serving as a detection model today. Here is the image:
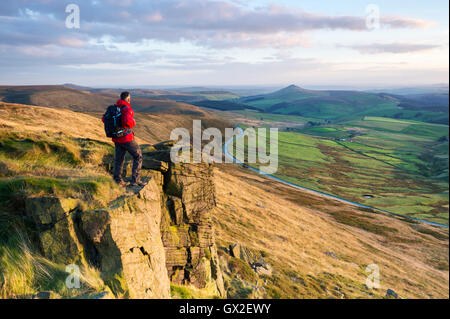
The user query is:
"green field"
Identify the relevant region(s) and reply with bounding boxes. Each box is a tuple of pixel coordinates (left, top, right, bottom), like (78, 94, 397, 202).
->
(235, 85, 448, 124)
(198, 93, 240, 101)
(230, 115, 449, 225)
(232, 110, 312, 124)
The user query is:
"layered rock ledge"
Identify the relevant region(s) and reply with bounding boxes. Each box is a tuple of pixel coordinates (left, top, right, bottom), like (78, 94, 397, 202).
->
(24, 140, 225, 298)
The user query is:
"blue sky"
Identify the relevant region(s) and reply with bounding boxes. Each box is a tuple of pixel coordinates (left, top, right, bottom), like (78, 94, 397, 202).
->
(0, 0, 448, 88)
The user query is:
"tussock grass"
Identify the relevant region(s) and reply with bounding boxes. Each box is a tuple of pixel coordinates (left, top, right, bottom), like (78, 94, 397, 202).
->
(0, 130, 113, 179)
(0, 176, 122, 211)
(0, 212, 106, 299)
(227, 257, 257, 283)
(170, 283, 221, 299)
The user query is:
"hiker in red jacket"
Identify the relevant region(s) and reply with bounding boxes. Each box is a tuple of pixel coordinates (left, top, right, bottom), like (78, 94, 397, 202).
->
(102, 92, 144, 187)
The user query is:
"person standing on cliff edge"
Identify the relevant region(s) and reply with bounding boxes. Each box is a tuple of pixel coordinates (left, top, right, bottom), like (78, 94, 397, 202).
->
(102, 91, 144, 187)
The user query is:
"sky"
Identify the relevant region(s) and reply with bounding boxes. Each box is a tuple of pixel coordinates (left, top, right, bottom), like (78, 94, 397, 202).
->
(0, 0, 448, 88)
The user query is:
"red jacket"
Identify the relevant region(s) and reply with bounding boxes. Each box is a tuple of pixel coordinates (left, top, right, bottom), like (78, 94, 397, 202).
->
(102, 99, 135, 143)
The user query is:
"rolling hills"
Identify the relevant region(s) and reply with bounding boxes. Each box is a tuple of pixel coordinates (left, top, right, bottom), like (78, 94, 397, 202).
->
(63, 84, 240, 103)
(233, 85, 449, 124)
(0, 85, 232, 146)
(0, 85, 209, 116)
(0, 101, 448, 299)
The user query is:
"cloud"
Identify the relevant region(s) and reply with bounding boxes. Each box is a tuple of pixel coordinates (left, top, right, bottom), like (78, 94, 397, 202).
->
(58, 37, 86, 48)
(0, 0, 437, 50)
(0, 0, 444, 86)
(145, 12, 163, 23)
(339, 43, 441, 54)
(381, 16, 436, 29)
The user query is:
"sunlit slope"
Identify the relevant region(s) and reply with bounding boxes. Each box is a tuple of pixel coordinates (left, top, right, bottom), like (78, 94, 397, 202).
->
(0, 85, 211, 116)
(0, 102, 448, 299)
(213, 165, 449, 299)
(235, 85, 448, 124)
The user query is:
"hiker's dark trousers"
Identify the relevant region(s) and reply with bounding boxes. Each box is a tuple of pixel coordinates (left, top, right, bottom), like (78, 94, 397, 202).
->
(113, 140, 143, 183)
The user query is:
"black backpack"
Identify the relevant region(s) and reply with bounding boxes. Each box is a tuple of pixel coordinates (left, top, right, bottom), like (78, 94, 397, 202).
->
(103, 105, 132, 138)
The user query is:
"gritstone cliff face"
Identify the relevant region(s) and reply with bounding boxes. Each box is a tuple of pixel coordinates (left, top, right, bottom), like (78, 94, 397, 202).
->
(24, 141, 225, 299)
(142, 141, 225, 297)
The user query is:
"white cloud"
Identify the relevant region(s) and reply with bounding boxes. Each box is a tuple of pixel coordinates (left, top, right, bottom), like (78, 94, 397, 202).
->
(339, 42, 441, 54)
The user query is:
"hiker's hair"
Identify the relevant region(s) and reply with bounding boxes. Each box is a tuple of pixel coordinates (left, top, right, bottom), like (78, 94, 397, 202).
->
(120, 91, 130, 100)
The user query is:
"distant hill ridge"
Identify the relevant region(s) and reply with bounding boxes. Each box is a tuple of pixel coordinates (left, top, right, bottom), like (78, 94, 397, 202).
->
(235, 84, 449, 124)
(0, 85, 209, 116)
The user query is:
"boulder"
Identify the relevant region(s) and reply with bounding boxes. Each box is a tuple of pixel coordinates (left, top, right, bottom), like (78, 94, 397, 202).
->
(229, 244, 241, 258)
(140, 144, 157, 153)
(250, 262, 273, 276)
(386, 289, 401, 299)
(140, 169, 164, 188)
(77, 179, 171, 299)
(231, 244, 260, 264)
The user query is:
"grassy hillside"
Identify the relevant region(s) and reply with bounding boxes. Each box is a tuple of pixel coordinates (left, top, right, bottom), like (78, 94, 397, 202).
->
(234, 85, 448, 124)
(213, 165, 449, 299)
(64, 84, 240, 103)
(191, 100, 260, 111)
(0, 101, 448, 299)
(230, 116, 449, 225)
(0, 85, 210, 116)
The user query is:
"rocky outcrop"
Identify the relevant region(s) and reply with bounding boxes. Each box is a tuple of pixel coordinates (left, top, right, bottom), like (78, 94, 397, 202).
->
(143, 142, 225, 298)
(220, 243, 271, 298)
(25, 179, 171, 299)
(24, 140, 225, 299)
(76, 180, 170, 299)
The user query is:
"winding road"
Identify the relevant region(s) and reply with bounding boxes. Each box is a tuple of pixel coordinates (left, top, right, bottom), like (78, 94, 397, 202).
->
(223, 127, 448, 228)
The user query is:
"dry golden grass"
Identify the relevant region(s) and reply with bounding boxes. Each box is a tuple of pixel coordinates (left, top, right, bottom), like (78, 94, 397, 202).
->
(213, 165, 449, 299)
(0, 230, 108, 299)
(0, 102, 112, 143)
